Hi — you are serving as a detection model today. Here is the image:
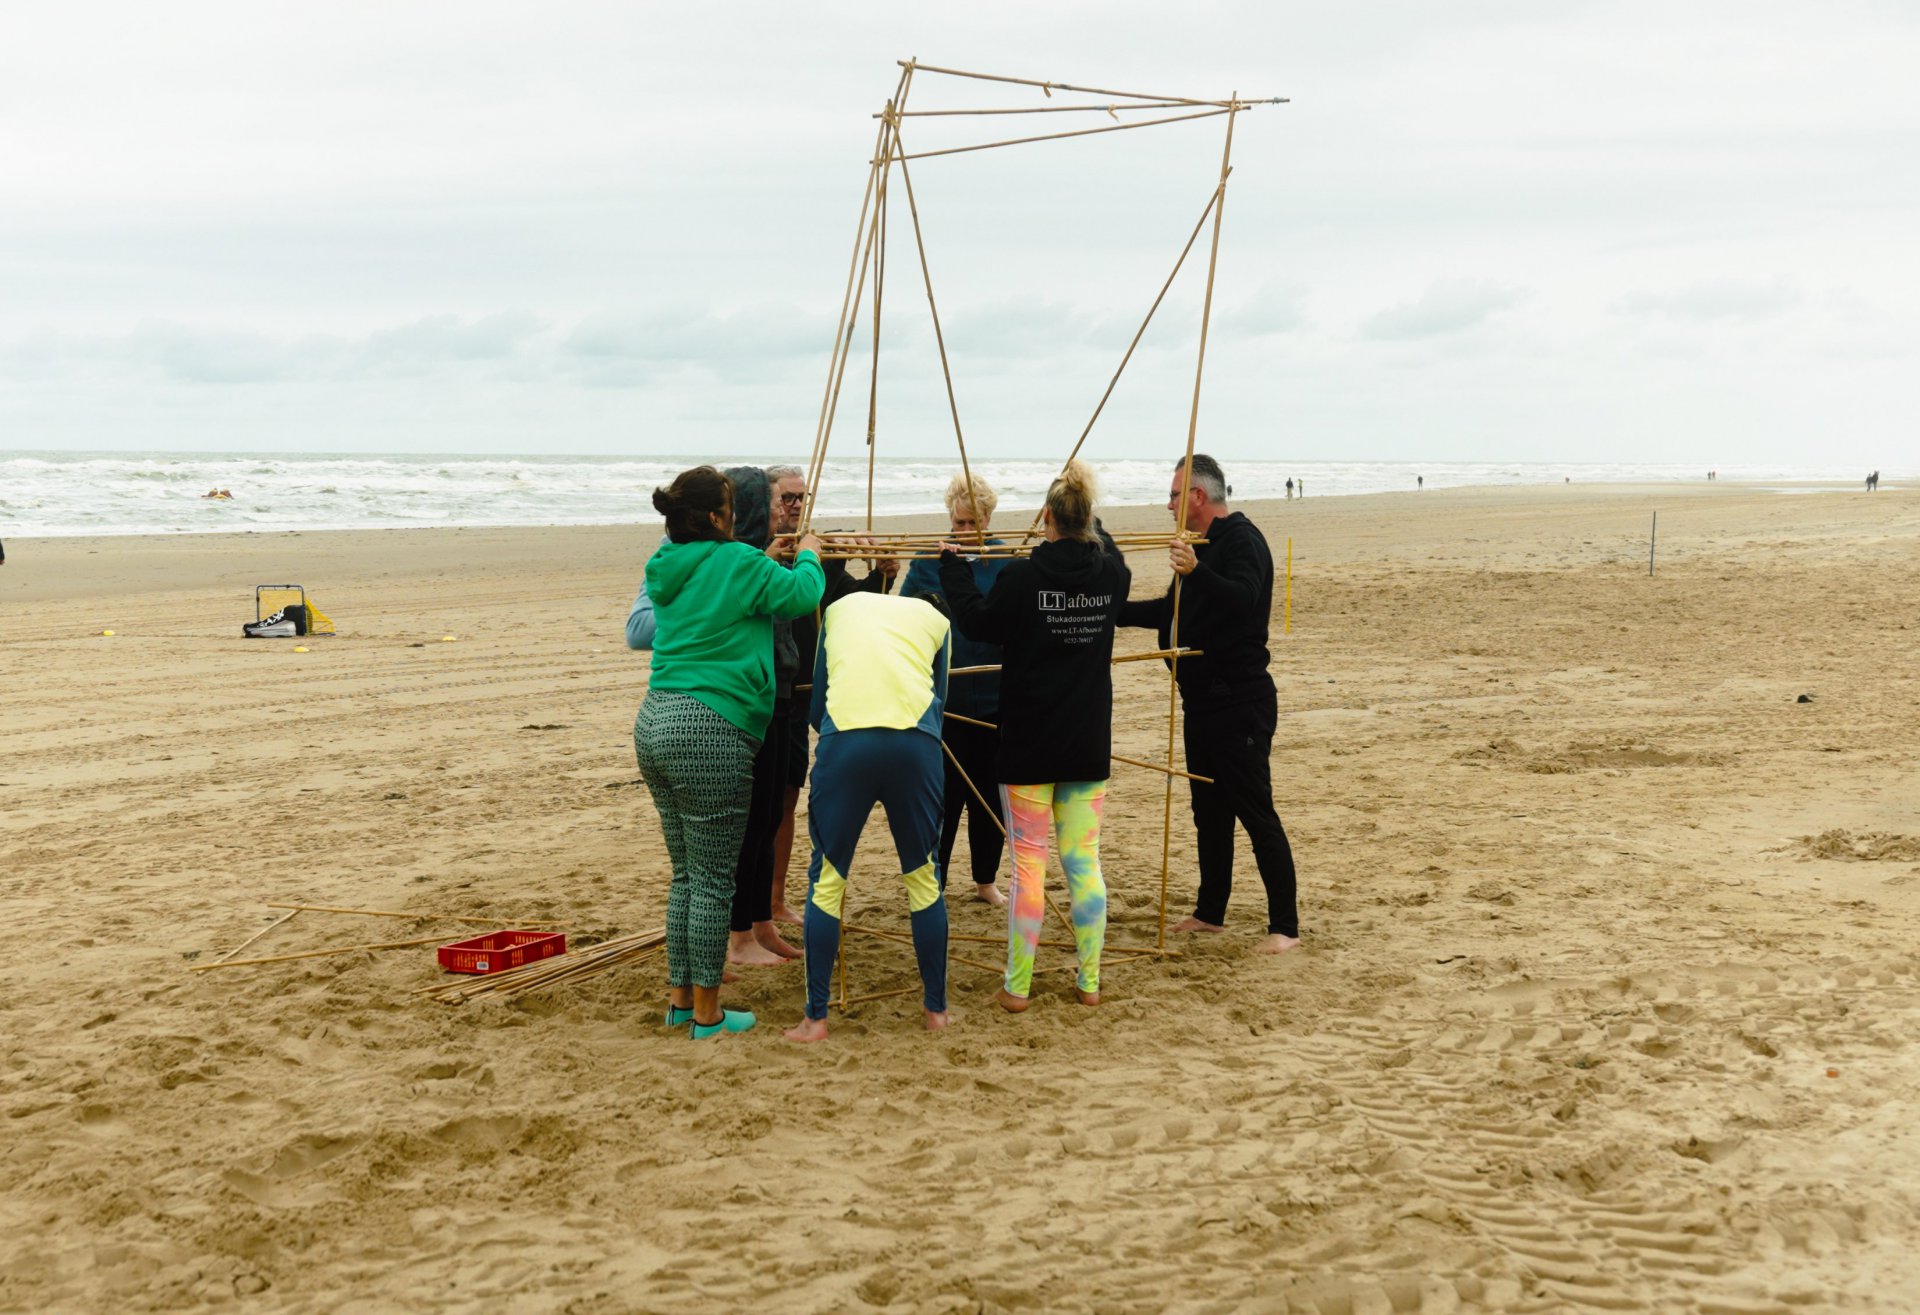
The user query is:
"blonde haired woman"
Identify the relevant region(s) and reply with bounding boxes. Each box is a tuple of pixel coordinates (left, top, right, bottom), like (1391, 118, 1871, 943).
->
(899, 472, 1012, 905)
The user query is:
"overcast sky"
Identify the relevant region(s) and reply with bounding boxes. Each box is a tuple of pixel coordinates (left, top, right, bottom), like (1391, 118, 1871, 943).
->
(3, 1, 1915, 463)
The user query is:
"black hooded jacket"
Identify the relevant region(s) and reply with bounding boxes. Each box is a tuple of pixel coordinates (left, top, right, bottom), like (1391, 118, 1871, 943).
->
(1117, 510, 1273, 712)
(939, 537, 1124, 785)
(722, 465, 801, 704)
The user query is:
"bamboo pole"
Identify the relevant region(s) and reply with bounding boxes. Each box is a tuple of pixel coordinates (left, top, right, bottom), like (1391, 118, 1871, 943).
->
(841, 984, 920, 1008)
(1159, 98, 1240, 952)
(801, 116, 890, 534)
(889, 125, 987, 554)
(899, 60, 1256, 109)
(864, 103, 896, 532)
(214, 908, 300, 963)
(890, 107, 1234, 163)
(1110, 753, 1214, 785)
(263, 903, 562, 926)
(883, 101, 1193, 118)
(1285, 537, 1292, 634)
(1110, 647, 1202, 664)
(943, 710, 996, 730)
(1020, 182, 1226, 543)
(191, 934, 448, 971)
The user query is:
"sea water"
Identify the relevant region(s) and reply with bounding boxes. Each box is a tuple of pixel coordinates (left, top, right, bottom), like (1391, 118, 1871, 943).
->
(0, 452, 1896, 538)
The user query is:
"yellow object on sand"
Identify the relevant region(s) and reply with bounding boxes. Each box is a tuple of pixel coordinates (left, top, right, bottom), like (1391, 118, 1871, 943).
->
(101, 629, 114, 636)
(294, 646, 309, 653)
(441, 635, 457, 642)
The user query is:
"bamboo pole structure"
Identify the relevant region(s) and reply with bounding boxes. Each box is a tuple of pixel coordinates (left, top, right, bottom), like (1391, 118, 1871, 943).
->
(890, 107, 1234, 163)
(1158, 96, 1240, 952)
(214, 908, 301, 963)
(1285, 537, 1292, 633)
(1020, 181, 1226, 544)
(943, 713, 1211, 783)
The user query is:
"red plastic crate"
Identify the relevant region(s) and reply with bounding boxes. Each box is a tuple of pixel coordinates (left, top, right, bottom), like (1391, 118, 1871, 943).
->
(437, 929, 567, 975)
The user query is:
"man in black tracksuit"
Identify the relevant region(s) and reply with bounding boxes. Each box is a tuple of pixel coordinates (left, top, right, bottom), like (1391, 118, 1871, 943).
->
(1119, 454, 1299, 952)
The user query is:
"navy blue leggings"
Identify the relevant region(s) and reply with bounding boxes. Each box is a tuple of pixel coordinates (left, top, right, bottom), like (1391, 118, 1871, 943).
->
(802, 728, 948, 1020)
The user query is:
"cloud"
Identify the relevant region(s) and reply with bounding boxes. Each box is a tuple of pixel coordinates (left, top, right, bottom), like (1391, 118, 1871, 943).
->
(1613, 277, 1801, 322)
(1360, 277, 1523, 340)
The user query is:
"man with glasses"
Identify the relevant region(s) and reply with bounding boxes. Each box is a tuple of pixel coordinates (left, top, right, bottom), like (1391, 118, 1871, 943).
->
(1119, 454, 1300, 955)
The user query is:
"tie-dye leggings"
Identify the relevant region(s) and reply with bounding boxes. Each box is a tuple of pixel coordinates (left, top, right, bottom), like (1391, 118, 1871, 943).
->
(999, 780, 1108, 998)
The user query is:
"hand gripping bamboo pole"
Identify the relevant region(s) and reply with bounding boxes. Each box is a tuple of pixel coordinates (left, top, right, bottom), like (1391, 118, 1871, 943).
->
(889, 125, 988, 553)
(1019, 179, 1225, 543)
(1158, 97, 1239, 952)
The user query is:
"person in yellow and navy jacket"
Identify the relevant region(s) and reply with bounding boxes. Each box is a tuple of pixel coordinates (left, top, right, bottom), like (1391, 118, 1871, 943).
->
(783, 591, 953, 1043)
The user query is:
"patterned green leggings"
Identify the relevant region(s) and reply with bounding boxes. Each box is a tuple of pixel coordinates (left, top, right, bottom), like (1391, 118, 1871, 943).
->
(633, 691, 759, 990)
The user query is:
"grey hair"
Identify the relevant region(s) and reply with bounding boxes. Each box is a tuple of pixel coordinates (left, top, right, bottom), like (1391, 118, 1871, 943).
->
(765, 464, 804, 482)
(1177, 454, 1230, 505)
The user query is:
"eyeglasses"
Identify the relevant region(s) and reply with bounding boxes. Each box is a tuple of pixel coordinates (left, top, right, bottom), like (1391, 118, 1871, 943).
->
(777, 493, 806, 507)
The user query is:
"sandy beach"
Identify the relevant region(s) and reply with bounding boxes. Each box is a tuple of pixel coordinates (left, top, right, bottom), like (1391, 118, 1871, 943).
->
(3, 481, 1918, 1314)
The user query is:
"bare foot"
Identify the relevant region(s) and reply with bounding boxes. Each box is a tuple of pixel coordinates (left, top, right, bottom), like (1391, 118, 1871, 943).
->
(1253, 933, 1302, 955)
(783, 1016, 829, 1044)
(1075, 987, 1101, 1007)
(972, 883, 1007, 907)
(1170, 916, 1225, 934)
(924, 1009, 951, 1032)
(772, 904, 804, 927)
(727, 932, 788, 968)
(753, 924, 803, 960)
(996, 988, 1030, 1014)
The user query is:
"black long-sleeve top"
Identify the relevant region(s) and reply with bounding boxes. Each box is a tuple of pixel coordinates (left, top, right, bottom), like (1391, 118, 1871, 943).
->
(939, 537, 1124, 785)
(1117, 510, 1274, 712)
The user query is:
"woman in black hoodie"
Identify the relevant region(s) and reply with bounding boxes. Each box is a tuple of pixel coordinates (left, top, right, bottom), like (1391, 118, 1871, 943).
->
(938, 462, 1125, 1010)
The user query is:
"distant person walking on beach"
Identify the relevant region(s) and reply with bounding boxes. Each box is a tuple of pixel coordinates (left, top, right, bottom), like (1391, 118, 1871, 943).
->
(1122, 455, 1300, 954)
(631, 466, 824, 1039)
(1417, 475, 1423, 490)
(1285, 477, 1293, 500)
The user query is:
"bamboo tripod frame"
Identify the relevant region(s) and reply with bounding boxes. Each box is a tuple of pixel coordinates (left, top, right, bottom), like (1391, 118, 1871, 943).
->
(797, 61, 1276, 1010)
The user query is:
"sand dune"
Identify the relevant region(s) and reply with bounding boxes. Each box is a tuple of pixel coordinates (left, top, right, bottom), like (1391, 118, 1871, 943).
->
(3, 482, 1917, 1312)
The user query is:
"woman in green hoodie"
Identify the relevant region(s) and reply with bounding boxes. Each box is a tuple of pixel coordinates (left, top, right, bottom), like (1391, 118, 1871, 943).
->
(634, 466, 825, 1039)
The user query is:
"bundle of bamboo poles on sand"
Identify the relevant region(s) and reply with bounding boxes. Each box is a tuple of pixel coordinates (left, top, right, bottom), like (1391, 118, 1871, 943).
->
(414, 928, 666, 1005)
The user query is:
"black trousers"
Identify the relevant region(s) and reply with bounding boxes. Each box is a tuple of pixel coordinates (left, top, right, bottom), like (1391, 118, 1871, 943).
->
(939, 718, 1005, 887)
(729, 711, 791, 932)
(1181, 682, 1298, 936)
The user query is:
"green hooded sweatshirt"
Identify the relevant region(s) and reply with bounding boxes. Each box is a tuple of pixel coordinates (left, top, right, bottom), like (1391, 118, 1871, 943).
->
(644, 539, 825, 738)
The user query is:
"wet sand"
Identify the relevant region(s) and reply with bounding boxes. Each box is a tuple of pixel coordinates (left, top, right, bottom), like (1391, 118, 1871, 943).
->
(3, 481, 1918, 1312)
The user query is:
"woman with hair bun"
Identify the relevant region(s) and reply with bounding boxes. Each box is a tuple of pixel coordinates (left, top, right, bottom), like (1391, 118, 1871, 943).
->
(632, 465, 824, 1038)
(937, 461, 1124, 1011)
